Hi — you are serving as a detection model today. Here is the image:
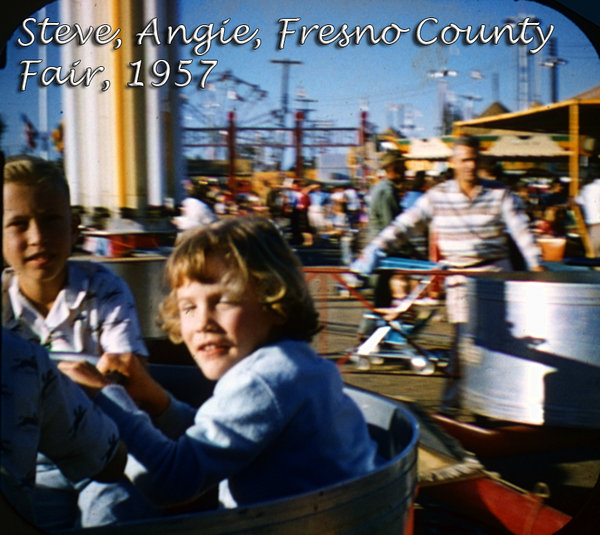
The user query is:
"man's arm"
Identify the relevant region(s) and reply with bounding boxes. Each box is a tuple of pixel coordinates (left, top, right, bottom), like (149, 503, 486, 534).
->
(501, 191, 544, 270)
(353, 193, 433, 276)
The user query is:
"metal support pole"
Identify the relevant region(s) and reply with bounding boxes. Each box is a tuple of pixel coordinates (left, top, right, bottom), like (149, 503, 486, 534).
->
(428, 69, 457, 135)
(359, 110, 368, 146)
(569, 103, 594, 257)
(270, 59, 302, 168)
(295, 111, 304, 179)
(227, 111, 237, 195)
(272, 60, 302, 126)
(359, 110, 368, 185)
(569, 103, 580, 199)
(541, 38, 567, 103)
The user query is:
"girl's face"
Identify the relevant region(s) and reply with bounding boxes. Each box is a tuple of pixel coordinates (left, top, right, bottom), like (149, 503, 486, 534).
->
(176, 256, 281, 380)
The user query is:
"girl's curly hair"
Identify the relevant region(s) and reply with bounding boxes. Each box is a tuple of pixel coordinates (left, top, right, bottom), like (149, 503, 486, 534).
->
(158, 217, 320, 344)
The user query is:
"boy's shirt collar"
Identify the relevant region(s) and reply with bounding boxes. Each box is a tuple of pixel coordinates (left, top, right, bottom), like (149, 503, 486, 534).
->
(3, 271, 30, 331)
(63, 261, 90, 310)
(4, 261, 89, 330)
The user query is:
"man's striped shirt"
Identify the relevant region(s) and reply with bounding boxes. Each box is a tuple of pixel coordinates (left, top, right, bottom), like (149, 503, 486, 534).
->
(372, 178, 542, 269)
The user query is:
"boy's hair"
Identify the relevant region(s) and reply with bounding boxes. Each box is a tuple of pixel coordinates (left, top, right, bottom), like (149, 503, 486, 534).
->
(3, 155, 71, 204)
(159, 217, 320, 343)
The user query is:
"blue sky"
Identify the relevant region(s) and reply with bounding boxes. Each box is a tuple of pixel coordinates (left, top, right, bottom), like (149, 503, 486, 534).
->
(1, 0, 599, 159)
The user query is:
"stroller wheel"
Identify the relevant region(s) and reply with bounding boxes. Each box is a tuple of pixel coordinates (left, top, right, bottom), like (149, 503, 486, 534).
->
(409, 355, 436, 375)
(369, 355, 385, 366)
(355, 356, 371, 371)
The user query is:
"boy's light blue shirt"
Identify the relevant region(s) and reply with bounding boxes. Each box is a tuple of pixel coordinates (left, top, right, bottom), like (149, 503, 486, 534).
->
(96, 339, 380, 508)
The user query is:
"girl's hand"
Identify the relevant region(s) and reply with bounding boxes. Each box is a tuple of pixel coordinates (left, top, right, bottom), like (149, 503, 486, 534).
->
(98, 353, 170, 417)
(57, 360, 110, 398)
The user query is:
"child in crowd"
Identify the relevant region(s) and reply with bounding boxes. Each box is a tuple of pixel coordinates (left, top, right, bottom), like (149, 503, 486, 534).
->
(1, 329, 127, 526)
(328, 190, 361, 294)
(329, 190, 355, 266)
(60, 217, 380, 511)
(2, 155, 153, 528)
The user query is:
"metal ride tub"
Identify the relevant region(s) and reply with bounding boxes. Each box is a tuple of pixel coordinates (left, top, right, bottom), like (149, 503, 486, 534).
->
(59, 363, 418, 535)
(459, 271, 600, 428)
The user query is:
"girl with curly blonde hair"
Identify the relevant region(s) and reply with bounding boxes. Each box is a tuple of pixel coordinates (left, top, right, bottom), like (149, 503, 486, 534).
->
(62, 216, 378, 511)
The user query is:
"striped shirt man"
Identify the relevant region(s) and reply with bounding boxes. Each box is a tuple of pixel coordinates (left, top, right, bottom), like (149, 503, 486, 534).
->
(369, 178, 542, 270)
(358, 177, 543, 325)
(352, 136, 543, 324)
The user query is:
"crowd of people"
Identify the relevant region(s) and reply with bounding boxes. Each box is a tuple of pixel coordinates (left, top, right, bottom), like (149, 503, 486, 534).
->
(71, 142, 593, 270)
(170, 162, 452, 271)
(171, 152, 586, 266)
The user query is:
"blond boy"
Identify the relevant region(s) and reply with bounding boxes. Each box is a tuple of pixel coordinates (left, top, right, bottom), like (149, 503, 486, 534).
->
(2, 155, 152, 528)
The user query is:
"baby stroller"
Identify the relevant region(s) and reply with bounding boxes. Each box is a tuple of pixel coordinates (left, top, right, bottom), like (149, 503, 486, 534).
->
(351, 257, 450, 374)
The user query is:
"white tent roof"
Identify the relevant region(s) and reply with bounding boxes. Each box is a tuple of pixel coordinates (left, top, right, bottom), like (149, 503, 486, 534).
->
(484, 134, 570, 158)
(404, 138, 453, 160)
